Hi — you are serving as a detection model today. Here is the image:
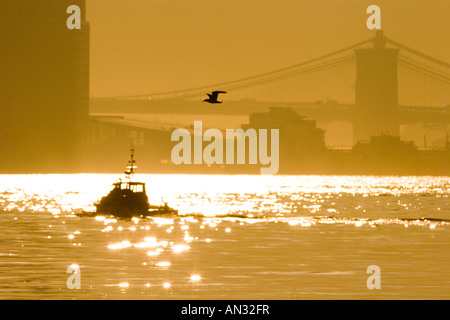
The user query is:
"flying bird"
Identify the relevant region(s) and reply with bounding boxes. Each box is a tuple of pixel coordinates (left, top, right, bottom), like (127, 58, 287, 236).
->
(203, 91, 227, 104)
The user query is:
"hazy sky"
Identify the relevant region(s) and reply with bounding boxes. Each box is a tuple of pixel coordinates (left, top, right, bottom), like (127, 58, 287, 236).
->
(87, 0, 450, 98)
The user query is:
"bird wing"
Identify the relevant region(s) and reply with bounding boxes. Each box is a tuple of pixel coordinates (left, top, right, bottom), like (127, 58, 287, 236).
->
(210, 91, 226, 99)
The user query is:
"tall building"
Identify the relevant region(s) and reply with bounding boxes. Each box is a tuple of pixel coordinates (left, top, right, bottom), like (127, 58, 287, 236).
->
(0, 0, 89, 173)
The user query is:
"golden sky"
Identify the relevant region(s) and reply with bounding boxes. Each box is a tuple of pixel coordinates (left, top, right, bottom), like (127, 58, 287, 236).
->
(87, 0, 449, 98)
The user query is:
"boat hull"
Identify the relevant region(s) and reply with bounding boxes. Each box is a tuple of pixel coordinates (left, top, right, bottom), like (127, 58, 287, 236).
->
(94, 203, 177, 219)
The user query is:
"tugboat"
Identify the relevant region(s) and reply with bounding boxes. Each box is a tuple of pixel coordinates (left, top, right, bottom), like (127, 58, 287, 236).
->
(93, 148, 178, 219)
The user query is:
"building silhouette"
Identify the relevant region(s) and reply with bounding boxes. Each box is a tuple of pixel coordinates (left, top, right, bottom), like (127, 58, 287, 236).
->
(244, 107, 327, 173)
(0, 0, 89, 173)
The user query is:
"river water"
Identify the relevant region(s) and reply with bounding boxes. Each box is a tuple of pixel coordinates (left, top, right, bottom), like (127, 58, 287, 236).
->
(0, 174, 449, 299)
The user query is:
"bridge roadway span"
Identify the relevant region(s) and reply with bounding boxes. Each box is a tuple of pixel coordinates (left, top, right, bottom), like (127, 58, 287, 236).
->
(91, 99, 450, 124)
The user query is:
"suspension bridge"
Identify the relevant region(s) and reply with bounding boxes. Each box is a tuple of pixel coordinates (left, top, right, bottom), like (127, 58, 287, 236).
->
(92, 31, 450, 144)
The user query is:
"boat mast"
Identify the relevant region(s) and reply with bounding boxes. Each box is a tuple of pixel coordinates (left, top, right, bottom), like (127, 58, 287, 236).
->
(125, 147, 137, 179)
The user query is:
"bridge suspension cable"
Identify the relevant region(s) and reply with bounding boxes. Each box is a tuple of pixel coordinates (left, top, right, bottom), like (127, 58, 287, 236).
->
(177, 55, 355, 99)
(112, 33, 450, 104)
(397, 48, 450, 107)
(399, 55, 450, 83)
(385, 37, 450, 69)
(116, 39, 370, 99)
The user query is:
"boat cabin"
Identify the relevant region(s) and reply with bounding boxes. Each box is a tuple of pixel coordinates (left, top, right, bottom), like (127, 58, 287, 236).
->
(111, 181, 146, 193)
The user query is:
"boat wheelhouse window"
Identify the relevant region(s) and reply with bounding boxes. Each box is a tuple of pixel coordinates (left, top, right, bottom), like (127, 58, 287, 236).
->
(130, 184, 144, 192)
(112, 182, 144, 192)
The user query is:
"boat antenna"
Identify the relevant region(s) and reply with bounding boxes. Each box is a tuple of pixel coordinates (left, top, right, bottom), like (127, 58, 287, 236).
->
(124, 147, 137, 179)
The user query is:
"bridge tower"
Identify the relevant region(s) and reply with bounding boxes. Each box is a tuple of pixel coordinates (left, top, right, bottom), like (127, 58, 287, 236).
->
(354, 31, 399, 143)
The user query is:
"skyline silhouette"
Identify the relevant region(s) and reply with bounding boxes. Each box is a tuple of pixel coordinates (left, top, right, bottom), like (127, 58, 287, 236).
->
(0, 0, 449, 174)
